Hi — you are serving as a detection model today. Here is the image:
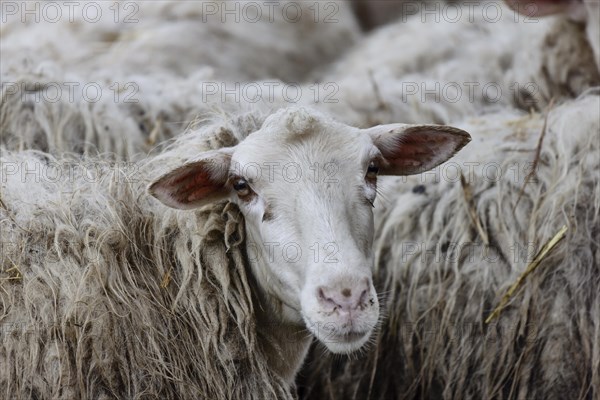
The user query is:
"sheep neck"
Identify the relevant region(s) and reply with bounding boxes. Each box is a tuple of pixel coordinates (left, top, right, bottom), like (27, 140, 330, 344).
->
(245, 240, 312, 385)
(255, 305, 312, 385)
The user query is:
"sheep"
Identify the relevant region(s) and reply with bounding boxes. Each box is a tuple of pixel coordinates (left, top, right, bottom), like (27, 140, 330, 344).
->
(0, 106, 471, 398)
(1, 0, 360, 82)
(1, 0, 361, 157)
(6, 0, 597, 158)
(315, 0, 600, 127)
(0, 69, 227, 158)
(298, 95, 600, 399)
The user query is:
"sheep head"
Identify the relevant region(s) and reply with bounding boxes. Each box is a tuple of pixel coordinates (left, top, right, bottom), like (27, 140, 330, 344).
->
(149, 107, 470, 355)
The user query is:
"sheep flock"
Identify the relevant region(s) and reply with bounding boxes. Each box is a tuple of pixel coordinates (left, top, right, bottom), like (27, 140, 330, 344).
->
(1, 1, 599, 399)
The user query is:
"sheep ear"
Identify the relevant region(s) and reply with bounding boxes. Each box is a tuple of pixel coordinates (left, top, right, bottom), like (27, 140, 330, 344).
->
(148, 149, 233, 210)
(505, 0, 578, 17)
(366, 124, 471, 176)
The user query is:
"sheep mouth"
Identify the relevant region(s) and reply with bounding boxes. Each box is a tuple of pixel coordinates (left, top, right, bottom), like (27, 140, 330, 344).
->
(319, 329, 371, 353)
(333, 330, 368, 343)
(303, 314, 376, 353)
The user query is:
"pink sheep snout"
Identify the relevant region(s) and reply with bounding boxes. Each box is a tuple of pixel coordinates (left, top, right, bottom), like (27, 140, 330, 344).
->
(316, 277, 371, 315)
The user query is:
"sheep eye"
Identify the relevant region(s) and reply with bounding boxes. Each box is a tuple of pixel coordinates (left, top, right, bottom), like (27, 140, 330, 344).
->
(233, 178, 251, 197)
(366, 161, 379, 179)
(233, 178, 247, 191)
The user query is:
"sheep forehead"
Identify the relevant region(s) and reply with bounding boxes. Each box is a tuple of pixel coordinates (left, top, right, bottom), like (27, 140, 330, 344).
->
(260, 106, 333, 137)
(231, 111, 376, 184)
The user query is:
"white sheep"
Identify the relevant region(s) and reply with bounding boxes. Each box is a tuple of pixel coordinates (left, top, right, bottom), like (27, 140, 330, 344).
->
(1, 0, 360, 82)
(316, 0, 600, 127)
(0, 70, 226, 158)
(299, 95, 600, 399)
(0, 106, 470, 398)
(4, 0, 596, 159)
(0, 0, 361, 158)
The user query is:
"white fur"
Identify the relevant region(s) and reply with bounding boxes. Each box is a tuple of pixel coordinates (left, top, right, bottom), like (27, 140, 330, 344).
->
(1, 0, 360, 82)
(3, 1, 596, 159)
(0, 0, 361, 157)
(0, 106, 469, 395)
(316, 0, 600, 127)
(300, 93, 600, 399)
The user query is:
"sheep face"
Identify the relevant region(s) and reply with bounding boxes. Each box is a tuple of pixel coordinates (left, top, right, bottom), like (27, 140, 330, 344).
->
(149, 107, 470, 355)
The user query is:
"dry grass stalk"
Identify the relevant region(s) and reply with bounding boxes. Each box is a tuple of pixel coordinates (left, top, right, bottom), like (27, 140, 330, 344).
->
(485, 224, 568, 323)
(513, 98, 555, 212)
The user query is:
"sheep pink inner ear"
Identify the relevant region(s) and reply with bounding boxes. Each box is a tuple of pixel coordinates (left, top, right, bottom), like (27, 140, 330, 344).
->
(505, 0, 576, 17)
(366, 124, 471, 176)
(148, 149, 233, 210)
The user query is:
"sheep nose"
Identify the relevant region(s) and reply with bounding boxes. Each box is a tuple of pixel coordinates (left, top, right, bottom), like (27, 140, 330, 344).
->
(317, 278, 370, 312)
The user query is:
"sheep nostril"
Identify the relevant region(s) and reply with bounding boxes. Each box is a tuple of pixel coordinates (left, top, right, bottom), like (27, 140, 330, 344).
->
(317, 286, 341, 309)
